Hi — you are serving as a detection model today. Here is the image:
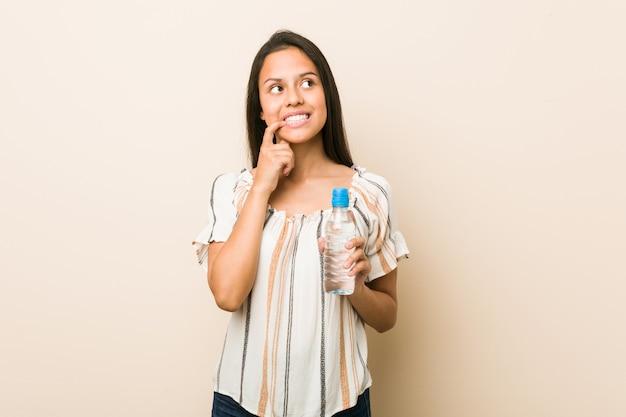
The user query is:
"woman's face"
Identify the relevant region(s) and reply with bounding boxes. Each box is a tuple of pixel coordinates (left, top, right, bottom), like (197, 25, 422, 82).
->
(258, 47, 327, 144)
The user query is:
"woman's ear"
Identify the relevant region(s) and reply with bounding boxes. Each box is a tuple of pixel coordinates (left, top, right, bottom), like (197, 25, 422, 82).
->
(260, 111, 265, 121)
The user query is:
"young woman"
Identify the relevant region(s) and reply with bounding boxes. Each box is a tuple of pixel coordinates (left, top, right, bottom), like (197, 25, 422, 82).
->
(193, 30, 409, 417)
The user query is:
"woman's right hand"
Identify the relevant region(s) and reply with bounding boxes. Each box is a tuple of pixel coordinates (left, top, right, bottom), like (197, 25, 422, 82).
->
(253, 120, 294, 194)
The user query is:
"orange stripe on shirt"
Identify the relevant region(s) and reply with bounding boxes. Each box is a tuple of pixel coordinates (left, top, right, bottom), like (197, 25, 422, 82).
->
(258, 219, 289, 416)
(270, 220, 295, 411)
(353, 187, 393, 275)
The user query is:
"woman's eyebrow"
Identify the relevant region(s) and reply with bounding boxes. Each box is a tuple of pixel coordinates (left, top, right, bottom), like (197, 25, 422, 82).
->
(263, 77, 282, 85)
(300, 71, 319, 78)
(262, 71, 320, 85)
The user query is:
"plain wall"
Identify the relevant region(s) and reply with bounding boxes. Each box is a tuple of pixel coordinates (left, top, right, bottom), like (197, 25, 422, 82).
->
(1, 1, 625, 416)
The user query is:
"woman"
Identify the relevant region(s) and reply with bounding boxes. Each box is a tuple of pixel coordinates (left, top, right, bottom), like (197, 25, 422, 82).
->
(193, 29, 409, 417)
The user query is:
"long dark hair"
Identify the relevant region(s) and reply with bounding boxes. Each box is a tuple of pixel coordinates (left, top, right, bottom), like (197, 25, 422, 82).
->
(245, 30, 353, 168)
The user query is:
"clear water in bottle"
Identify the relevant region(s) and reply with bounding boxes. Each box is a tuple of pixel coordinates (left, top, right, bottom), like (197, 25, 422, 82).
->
(324, 188, 356, 295)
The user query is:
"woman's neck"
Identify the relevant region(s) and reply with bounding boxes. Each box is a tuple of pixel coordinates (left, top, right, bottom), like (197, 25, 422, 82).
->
(286, 141, 336, 180)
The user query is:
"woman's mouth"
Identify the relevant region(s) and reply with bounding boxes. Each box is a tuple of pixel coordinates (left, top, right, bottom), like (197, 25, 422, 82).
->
(284, 114, 310, 126)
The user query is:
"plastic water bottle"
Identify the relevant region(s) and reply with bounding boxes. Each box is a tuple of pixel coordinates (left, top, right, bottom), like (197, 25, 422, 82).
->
(324, 188, 357, 295)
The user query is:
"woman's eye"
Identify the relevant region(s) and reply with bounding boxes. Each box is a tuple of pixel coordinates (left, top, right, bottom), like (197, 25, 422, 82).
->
(301, 80, 313, 88)
(270, 85, 282, 94)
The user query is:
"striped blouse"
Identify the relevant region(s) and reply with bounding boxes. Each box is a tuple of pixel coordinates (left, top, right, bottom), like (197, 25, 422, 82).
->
(193, 166, 409, 417)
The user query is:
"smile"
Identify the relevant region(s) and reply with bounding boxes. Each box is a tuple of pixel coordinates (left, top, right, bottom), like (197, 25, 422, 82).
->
(284, 114, 310, 125)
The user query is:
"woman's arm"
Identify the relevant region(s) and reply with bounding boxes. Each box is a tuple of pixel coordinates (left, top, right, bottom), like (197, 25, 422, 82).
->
(208, 120, 292, 312)
(346, 237, 399, 332)
(347, 269, 398, 333)
(207, 186, 272, 311)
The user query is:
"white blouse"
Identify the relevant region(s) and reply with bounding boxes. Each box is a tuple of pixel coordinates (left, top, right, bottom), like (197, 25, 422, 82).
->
(193, 166, 409, 417)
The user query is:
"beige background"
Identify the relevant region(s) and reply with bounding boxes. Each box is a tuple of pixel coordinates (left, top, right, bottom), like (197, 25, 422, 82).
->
(1, 1, 625, 416)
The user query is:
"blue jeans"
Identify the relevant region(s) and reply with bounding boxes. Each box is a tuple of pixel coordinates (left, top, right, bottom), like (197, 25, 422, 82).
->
(212, 389, 371, 417)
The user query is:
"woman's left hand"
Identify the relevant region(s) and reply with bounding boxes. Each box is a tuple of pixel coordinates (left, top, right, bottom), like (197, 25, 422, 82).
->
(344, 236, 371, 288)
(318, 236, 371, 289)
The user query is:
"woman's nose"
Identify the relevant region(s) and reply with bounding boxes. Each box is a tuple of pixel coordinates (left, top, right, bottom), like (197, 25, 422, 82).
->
(285, 87, 303, 106)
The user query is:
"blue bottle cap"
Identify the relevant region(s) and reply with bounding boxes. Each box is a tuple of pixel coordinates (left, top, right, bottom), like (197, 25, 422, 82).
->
(331, 188, 349, 207)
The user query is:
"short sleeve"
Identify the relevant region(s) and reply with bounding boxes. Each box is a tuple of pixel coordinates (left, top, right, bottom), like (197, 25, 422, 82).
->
(351, 171, 409, 282)
(192, 173, 240, 271)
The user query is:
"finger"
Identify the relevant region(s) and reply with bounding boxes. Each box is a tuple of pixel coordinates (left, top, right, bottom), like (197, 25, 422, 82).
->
(344, 248, 363, 269)
(348, 259, 369, 277)
(348, 256, 371, 278)
(275, 142, 295, 176)
(345, 236, 366, 250)
(282, 155, 295, 176)
(345, 246, 370, 268)
(262, 120, 286, 146)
